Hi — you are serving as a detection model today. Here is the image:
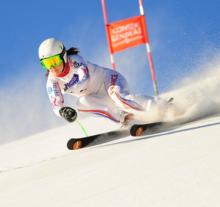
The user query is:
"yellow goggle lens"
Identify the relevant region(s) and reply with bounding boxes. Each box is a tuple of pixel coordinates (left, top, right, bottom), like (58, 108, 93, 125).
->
(40, 55, 63, 70)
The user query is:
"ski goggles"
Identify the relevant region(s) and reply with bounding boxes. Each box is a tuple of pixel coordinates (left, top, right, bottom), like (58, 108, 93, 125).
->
(40, 54, 63, 70)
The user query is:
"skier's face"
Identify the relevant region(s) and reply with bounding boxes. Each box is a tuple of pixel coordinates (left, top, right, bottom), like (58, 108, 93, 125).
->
(50, 62, 64, 77)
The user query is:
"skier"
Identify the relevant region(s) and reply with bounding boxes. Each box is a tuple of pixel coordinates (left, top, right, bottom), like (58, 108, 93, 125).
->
(39, 37, 169, 126)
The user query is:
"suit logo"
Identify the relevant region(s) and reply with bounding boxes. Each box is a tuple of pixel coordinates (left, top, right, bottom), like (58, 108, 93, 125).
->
(64, 74, 79, 91)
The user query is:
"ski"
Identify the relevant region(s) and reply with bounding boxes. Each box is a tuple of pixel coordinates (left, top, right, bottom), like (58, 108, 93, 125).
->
(67, 121, 176, 150)
(130, 122, 164, 136)
(67, 129, 129, 150)
(129, 121, 180, 136)
(67, 134, 100, 150)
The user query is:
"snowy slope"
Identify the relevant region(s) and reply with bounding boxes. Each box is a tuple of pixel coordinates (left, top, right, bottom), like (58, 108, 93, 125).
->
(0, 115, 220, 207)
(0, 116, 122, 172)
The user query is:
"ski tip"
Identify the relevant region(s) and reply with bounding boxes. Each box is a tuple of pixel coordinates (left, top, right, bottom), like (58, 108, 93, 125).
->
(67, 139, 83, 150)
(130, 122, 163, 137)
(130, 125, 145, 136)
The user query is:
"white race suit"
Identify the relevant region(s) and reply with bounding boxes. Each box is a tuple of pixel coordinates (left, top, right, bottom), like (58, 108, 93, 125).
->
(46, 54, 158, 123)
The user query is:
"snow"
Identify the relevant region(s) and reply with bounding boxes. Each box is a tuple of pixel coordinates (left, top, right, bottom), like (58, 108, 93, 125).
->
(0, 115, 220, 207)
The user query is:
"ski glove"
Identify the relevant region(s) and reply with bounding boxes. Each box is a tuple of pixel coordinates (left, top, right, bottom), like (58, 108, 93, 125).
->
(59, 107, 77, 123)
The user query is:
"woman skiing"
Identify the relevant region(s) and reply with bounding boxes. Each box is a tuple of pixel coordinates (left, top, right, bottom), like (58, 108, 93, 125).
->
(38, 37, 169, 125)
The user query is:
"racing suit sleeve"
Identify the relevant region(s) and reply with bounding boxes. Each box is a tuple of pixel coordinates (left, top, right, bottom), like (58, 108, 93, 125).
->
(46, 78, 64, 117)
(67, 55, 90, 95)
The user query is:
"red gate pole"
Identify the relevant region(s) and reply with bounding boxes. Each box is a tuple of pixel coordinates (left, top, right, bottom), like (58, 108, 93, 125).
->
(101, 0, 116, 70)
(138, 0, 159, 97)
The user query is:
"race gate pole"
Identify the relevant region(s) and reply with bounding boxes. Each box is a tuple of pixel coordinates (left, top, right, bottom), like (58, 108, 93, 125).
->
(138, 0, 159, 97)
(101, 0, 116, 70)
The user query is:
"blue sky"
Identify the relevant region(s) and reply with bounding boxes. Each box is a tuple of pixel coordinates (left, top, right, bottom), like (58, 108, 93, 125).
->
(0, 0, 220, 143)
(1, 0, 220, 91)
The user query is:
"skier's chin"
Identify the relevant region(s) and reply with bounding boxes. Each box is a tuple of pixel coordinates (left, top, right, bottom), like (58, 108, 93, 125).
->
(50, 64, 65, 77)
(51, 71, 62, 77)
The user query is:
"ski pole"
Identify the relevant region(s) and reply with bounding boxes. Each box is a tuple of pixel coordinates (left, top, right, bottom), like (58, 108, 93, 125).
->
(60, 107, 89, 137)
(76, 118, 89, 137)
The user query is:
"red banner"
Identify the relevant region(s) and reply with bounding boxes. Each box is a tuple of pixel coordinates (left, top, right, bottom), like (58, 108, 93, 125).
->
(107, 15, 148, 54)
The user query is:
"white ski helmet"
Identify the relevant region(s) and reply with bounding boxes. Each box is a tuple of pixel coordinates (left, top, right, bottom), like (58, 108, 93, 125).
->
(38, 37, 67, 63)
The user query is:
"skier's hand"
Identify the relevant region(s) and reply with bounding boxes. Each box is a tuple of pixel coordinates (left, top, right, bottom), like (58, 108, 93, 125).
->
(59, 107, 77, 123)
